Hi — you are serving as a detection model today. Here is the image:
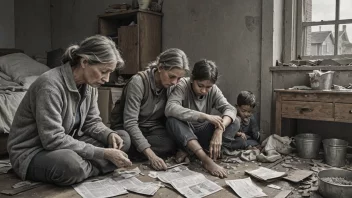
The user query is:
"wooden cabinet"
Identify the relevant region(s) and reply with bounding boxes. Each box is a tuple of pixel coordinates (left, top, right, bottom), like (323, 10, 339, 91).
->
(98, 10, 162, 75)
(275, 89, 352, 135)
(97, 87, 123, 126)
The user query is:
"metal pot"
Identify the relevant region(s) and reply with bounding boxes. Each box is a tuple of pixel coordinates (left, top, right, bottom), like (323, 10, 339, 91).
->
(318, 169, 352, 198)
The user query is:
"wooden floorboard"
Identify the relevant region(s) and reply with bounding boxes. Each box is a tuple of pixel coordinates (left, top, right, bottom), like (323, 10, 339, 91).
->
(0, 155, 325, 198)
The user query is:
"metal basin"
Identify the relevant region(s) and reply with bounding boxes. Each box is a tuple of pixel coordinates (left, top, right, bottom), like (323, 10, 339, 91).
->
(318, 169, 352, 198)
(295, 133, 321, 159)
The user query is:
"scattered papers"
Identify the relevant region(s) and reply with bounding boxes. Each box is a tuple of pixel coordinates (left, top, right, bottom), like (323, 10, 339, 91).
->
(73, 178, 128, 198)
(0, 160, 11, 174)
(267, 184, 281, 190)
(115, 177, 160, 196)
(148, 171, 158, 179)
(245, 167, 286, 182)
(226, 177, 267, 198)
(273, 190, 291, 198)
(12, 181, 40, 189)
(113, 167, 140, 179)
(158, 165, 222, 198)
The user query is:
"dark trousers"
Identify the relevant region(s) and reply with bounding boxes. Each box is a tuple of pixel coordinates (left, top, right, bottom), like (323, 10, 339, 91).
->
(127, 126, 176, 160)
(166, 117, 242, 152)
(26, 130, 130, 186)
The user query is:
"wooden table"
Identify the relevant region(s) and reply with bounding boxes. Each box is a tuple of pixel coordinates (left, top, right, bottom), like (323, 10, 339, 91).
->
(275, 89, 352, 135)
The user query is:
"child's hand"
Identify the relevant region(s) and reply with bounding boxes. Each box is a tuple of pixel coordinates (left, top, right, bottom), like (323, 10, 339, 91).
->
(237, 132, 247, 140)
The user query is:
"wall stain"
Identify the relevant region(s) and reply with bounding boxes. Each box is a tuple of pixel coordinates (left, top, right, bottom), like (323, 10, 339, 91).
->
(245, 16, 260, 32)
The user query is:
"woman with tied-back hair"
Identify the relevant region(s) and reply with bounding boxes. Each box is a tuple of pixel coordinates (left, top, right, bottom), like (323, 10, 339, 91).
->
(165, 59, 239, 178)
(110, 48, 189, 171)
(7, 35, 132, 186)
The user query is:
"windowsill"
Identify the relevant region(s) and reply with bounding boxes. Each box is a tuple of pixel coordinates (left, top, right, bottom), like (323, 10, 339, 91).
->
(270, 65, 352, 71)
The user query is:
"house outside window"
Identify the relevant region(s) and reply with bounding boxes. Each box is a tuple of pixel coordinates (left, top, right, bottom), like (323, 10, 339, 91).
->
(297, 0, 352, 59)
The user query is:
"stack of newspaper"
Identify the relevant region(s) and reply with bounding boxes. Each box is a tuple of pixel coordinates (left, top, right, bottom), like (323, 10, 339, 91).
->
(245, 167, 286, 182)
(157, 165, 222, 198)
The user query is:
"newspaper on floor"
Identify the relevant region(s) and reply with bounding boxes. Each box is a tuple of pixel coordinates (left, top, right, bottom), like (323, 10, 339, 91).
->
(157, 165, 222, 198)
(157, 165, 198, 183)
(114, 177, 160, 196)
(245, 167, 286, 182)
(73, 178, 127, 198)
(226, 177, 267, 198)
(113, 167, 141, 179)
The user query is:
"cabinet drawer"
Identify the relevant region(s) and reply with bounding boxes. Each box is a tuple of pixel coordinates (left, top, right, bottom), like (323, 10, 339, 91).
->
(281, 101, 334, 121)
(335, 103, 352, 123)
(281, 93, 332, 102)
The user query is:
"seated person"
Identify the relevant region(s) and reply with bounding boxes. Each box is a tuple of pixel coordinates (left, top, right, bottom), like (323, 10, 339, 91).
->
(110, 48, 189, 171)
(165, 59, 240, 178)
(7, 35, 132, 186)
(233, 91, 260, 149)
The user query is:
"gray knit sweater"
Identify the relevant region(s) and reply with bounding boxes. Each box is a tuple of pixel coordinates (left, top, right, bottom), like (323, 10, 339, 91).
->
(7, 63, 113, 180)
(165, 78, 237, 127)
(111, 68, 168, 152)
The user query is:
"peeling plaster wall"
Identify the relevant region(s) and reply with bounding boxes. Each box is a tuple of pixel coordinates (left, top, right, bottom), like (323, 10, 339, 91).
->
(273, 70, 352, 143)
(15, 0, 51, 57)
(163, 0, 262, 122)
(50, 0, 130, 50)
(0, 0, 15, 48)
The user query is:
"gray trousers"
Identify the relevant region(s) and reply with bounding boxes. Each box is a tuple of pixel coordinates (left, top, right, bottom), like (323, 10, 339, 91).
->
(127, 126, 176, 160)
(166, 117, 249, 152)
(26, 130, 130, 186)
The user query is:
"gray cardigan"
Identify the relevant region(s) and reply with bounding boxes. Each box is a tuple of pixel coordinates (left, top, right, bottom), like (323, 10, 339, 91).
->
(7, 63, 113, 180)
(165, 78, 237, 128)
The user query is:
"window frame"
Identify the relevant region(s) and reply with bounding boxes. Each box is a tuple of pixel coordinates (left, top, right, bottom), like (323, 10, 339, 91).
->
(296, 0, 352, 60)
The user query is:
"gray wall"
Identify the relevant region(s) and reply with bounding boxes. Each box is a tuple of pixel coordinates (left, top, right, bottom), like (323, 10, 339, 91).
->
(163, 0, 262, 116)
(50, 0, 130, 50)
(14, 0, 51, 57)
(0, 0, 15, 48)
(273, 70, 352, 143)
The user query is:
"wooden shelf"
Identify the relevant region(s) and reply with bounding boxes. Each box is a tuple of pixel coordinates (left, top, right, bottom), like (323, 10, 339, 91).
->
(98, 9, 163, 19)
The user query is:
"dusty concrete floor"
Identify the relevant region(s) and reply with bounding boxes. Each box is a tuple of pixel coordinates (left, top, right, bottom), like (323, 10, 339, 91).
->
(0, 153, 340, 198)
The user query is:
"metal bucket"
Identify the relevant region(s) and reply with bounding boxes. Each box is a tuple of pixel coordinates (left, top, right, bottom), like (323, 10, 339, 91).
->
(323, 139, 348, 167)
(295, 133, 321, 159)
(318, 169, 352, 198)
(309, 71, 334, 90)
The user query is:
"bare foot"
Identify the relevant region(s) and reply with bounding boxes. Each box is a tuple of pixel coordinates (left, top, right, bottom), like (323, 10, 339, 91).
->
(175, 150, 189, 163)
(202, 158, 227, 178)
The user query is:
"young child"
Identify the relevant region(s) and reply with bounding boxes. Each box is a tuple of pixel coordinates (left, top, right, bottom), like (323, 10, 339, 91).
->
(233, 91, 260, 149)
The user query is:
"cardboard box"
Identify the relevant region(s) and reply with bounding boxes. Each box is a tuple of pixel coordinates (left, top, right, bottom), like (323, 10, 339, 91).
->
(97, 87, 123, 126)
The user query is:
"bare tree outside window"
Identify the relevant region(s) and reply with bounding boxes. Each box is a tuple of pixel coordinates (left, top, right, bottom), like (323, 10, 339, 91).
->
(299, 0, 352, 58)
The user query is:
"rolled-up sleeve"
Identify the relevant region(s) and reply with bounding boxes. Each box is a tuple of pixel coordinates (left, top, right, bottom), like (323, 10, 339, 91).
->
(211, 85, 237, 122)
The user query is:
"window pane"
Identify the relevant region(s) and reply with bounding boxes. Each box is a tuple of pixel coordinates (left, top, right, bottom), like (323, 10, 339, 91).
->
(340, 0, 352, 20)
(338, 24, 352, 55)
(304, 0, 335, 22)
(304, 25, 335, 56)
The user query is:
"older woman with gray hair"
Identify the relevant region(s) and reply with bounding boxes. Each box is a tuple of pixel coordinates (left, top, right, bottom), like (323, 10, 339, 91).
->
(110, 48, 189, 171)
(7, 35, 132, 186)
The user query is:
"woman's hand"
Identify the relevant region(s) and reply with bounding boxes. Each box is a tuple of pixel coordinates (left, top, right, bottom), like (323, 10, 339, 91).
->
(209, 129, 223, 161)
(149, 155, 168, 171)
(143, 148, 167, 170)
(104, 148, 132, 168)
(108, 133, 123, 149)
(205, 115, 225, 131)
